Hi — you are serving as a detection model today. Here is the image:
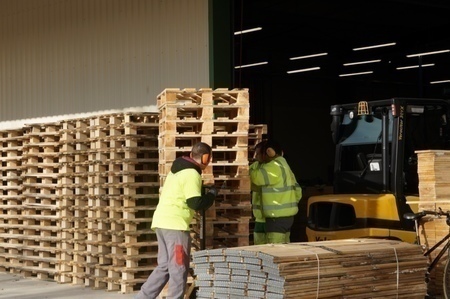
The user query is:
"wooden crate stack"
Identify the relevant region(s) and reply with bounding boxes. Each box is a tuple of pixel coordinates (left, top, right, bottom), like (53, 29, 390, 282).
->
(116, 112, 160, 293)
(0, 129, 25, 274)
(57, 118, 90, 284)
(157, 88, 252, 250)
(0, 112, 161, 294)
(84, 112, 159, 293)
(21, 123, 61, 279)
(0, 96, 267, 294)
(248, 124, 267, 160)
(56, 112, 161, 292)
(416, 149, 450, 296)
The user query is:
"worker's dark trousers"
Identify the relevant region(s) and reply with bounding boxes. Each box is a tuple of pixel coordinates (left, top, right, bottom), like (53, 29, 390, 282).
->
(266, 216, 294, 244)
(135, 228, 191, 299)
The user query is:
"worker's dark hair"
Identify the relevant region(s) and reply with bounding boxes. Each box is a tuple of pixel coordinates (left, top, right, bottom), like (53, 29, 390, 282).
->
(255, 139, 282, 158)
(191, 142, 212, 165)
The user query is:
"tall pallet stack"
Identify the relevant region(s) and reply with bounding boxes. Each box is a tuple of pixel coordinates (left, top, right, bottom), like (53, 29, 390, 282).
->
(157, 88, 252, 250)
(0, 129, 25, 274)
(57, 118, 90, 284)
(0, 96, 267, 295)
(416, 149, 450, 296)
(56, 112, 161, 292)
(0, 124, 62, 279)
(0, 112, 162, 294)
(116, 112, 160, 293)
(21, 123, 62, 280)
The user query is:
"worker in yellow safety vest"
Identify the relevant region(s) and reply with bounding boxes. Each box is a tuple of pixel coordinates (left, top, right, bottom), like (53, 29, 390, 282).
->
(250, 140, 302, 244)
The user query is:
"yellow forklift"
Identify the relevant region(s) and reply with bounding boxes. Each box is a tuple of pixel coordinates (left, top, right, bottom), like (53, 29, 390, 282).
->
(306, 98, 450, 242)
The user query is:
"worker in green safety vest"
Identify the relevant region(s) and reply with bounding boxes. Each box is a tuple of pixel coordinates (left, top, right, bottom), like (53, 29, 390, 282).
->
(250, 140, 302, 244)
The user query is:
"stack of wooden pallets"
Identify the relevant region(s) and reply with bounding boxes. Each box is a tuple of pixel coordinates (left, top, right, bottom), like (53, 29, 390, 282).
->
(0, 112, 161, 294)
(248, 124, 267, 158)
(157, 88, 254, 250)
(193, 239, 428, 299)
(21, 123, 61, 280)
(0, 88, 267, 294)
(0, 129, 26, 276)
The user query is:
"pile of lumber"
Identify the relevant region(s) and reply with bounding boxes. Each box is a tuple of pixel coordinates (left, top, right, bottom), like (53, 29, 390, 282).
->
(416, 149, 450, 296)
(416, 149, 450, 208)
(192, 238, 428, 299)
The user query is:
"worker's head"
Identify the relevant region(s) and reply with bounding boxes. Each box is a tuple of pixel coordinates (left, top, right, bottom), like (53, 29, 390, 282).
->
(190, 141, 212, 170)
(253, 139, 282, 163)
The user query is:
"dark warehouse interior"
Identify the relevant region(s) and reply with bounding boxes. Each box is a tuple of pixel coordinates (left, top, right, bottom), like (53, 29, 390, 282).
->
(231, 0, 450, 186)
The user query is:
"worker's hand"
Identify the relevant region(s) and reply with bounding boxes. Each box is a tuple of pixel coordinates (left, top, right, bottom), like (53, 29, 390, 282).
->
(207, 186, 218, 197)
(251, 182, 260, 192)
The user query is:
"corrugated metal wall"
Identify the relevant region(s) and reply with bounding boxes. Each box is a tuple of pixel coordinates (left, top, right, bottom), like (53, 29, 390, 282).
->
(0, 0, 209, 125)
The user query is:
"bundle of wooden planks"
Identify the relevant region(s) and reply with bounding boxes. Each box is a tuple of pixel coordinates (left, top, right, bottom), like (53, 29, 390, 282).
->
(416, 149, 450, 296)
(192, 238, 428, 298)
(416, 150, 450, 207)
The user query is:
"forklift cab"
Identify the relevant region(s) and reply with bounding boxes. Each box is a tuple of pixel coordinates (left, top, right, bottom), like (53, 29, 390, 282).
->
(331, 98, 450, 196)
(306, 98, 450, 242)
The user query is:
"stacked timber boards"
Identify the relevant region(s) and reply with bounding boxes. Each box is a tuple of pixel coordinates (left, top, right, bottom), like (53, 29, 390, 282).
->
(416, 150, 450, 296)
(192, 239, 428, 299)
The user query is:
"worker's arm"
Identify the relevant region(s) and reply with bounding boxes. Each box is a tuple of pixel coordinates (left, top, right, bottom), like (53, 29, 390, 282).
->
(186, 192, 215, 210)
(180, 169, 217, 211)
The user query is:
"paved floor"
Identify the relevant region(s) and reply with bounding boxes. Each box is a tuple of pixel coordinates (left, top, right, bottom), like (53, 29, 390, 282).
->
(0, 272, 136, 299)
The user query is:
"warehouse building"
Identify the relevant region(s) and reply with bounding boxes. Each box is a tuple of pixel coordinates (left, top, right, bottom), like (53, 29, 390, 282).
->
(1, 1, 450, 298)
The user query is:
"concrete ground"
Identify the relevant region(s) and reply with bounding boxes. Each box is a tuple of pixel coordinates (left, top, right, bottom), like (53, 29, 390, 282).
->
(0, 272, 136, 299)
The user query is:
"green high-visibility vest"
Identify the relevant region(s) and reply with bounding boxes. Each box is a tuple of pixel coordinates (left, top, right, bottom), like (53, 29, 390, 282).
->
(250, 156, 302, 218)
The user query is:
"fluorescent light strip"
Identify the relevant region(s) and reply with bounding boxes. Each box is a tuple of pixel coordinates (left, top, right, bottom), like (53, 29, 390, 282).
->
(287, 67, 320, 74)
(353, 42, 396, 51)
(234, 27, 262, 35)
(339, 71, 373, 77)
(343, 59, 381, 66)
(406, 49, 450, 57)
(430, 79, 450, 84)
(396, 63, 434, 70)
(289, 52, 328, 60)
(234, 61, 268, 69)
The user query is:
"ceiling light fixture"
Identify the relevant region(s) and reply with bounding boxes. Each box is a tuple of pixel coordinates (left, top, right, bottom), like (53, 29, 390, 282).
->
(430, 79, 450, 84)
(353, 42, 396, 51)
(406, 49, 450, 57)
(343, 59, 382, 66)
(234, 27, 262, 35)
(289, 52, 328, 60)
(287, 67, 320, 74)
(339, 71, 373, 77)
(235, 61, 268, 69)
(396, 63, 435, 70)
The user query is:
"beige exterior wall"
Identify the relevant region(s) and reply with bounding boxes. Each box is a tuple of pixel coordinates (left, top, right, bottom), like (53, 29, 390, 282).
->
(0, 0, 209, 127)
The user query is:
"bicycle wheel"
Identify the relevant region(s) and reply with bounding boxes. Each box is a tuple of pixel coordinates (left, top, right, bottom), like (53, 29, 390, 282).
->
(443, 257, 450, 299)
